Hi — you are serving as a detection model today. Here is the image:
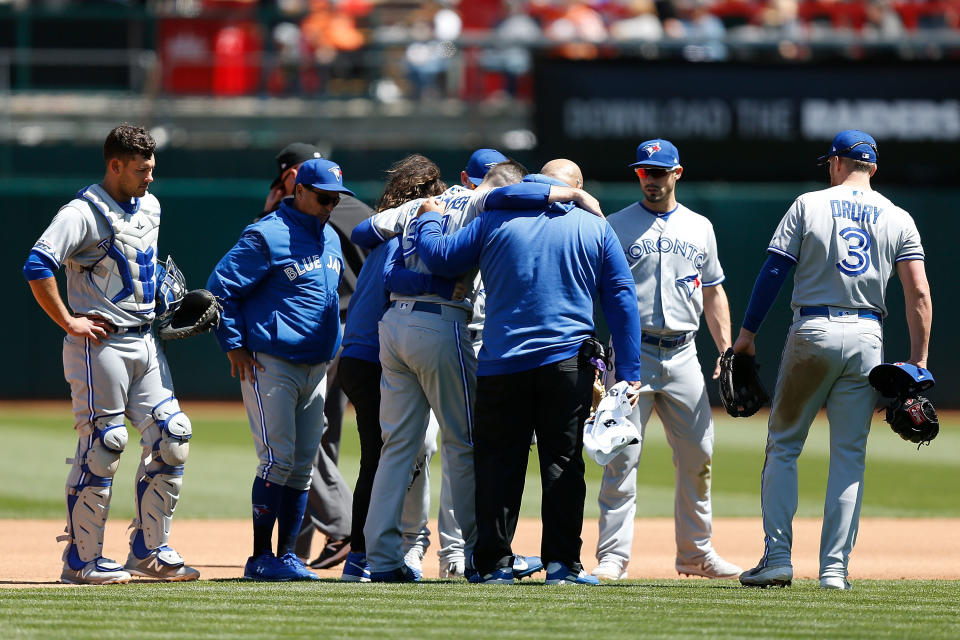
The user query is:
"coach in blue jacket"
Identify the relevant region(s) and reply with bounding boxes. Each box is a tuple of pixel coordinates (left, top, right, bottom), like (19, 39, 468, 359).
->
(415, 159, 644, 585)
(207, 158, 350, 582)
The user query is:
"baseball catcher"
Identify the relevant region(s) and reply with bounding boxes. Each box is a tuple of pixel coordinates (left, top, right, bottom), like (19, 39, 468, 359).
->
(869, 362, 938, 448)
(718, 348, 770, 417)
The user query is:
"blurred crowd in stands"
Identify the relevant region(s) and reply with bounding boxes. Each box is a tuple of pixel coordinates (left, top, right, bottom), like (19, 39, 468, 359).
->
(5, 0, 960, 100)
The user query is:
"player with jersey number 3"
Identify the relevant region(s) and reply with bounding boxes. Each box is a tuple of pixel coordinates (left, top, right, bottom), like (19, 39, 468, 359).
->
(734, 130, 932, 591)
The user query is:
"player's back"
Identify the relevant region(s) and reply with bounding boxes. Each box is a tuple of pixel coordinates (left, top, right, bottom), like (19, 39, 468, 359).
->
(475, 204, 608, 373)
(771, 185, 924, 317)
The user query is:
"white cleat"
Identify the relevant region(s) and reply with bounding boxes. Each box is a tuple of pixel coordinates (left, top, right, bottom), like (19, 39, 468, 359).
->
(124, 547, 199, 582)
(739, 564, 793, 588)
(403, 547, 424, 576)
(820, 576, 852, 590)
(61, 557, 132, 585)
(677, 554, 743, 579)
(591, 560, 628, 581)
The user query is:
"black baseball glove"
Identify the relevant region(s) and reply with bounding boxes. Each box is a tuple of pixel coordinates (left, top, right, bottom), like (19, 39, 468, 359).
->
(718, 348, 770, 418)
(883, 395, 939, 448)
(157, 289, 221, 341)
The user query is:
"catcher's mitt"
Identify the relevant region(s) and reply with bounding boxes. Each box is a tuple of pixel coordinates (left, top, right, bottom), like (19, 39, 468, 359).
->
(883, 395, 939, 448)
(718, 348, 770, 418)
(157, 289, 221, 341)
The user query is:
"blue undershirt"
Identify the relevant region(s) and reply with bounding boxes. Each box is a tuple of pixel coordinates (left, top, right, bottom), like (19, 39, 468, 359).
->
(742, 251, 796, 333)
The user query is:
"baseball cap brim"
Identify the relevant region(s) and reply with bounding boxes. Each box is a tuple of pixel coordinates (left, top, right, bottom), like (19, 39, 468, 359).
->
(628, 160, 680, 169)
(305, 181, 356, 197)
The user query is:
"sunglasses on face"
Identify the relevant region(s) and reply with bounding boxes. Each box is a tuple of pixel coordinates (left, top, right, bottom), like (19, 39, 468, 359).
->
(635, 167, 675, 179)
(304, 186, 341, 207)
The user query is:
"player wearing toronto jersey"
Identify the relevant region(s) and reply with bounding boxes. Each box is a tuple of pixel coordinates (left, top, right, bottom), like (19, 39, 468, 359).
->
(593, 139, 742, 581)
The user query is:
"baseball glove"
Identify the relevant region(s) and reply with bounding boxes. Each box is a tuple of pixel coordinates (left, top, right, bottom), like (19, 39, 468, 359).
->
(883, 395, 939, 448)
(156, 289, 221, 341)
(718, 348, 770, 418)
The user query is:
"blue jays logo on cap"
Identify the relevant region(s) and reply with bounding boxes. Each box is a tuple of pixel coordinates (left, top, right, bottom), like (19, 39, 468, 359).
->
(295, 158, 356, 196)
(629, 139, 681, 169)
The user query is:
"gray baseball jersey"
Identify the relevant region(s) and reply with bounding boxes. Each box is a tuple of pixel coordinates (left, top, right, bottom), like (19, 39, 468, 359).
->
(607, 202, 724, 333)
(596, 201, 732, 575)
(755, 184, 924, 583)
(33, 184, 161, 328)
(768, 185, 924, 316)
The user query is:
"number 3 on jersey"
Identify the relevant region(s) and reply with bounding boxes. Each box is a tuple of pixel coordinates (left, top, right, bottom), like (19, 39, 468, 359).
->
(836, 226, 871, 276)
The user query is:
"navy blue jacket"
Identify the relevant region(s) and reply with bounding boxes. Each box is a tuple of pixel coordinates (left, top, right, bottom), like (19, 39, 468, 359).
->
(207, 199, 343, 365)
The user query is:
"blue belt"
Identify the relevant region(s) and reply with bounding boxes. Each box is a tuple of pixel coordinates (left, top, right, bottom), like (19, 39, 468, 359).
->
(116, 322, 152, 335)
(799, 306, 881, 322)
(641, 331, 693, 349)
(390, 300, 445, 315)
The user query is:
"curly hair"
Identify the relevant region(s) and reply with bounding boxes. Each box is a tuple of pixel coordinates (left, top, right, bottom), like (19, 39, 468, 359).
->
(377, 154, 447, 212)
(103, 123, 156, 163)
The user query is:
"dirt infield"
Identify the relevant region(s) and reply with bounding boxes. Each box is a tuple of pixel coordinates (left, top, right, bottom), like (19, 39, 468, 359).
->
(3, 517, 958, 587)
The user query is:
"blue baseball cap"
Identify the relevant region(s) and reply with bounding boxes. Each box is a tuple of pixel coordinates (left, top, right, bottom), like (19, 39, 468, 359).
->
(629, 139, 681, 169)
(868, 362, 934, 398)
(465, 148, 508, 185)
(817, 130, 878, 165)
(295, 158, 355, 196)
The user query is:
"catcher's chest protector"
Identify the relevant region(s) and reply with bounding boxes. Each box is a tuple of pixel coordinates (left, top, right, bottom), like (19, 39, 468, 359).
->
(79, 184, 160, 314)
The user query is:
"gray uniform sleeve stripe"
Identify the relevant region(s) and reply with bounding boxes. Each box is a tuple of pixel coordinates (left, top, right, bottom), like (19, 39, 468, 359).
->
(895, 253, 925, 262)
(703, 275, 725, 287)
(768, 246, 798, 263)
(33, 246, 61, 268)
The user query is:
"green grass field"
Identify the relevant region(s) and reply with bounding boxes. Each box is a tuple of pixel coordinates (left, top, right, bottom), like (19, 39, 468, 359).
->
(2, 403, 958, 520)
(2, 403, 958, 639)
(2, 580, 959, 639)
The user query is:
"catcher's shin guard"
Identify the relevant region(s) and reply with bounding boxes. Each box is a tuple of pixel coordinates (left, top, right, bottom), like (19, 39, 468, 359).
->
(131, 397, 191, 553)
(60, 418, 129, 568)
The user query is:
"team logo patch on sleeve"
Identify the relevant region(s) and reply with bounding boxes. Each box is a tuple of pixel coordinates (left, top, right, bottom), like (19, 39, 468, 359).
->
(33, 237, 60, 263)
(675, 273, 701, 298)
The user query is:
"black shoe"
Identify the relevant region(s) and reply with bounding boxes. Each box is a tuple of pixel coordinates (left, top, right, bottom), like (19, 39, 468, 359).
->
(308, 537, 351, 569)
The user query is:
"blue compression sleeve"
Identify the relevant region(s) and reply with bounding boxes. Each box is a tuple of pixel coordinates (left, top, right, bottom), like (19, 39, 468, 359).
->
(742, 252, 795, 333)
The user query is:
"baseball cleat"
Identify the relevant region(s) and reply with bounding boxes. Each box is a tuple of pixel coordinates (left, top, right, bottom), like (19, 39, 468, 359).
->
(124, 546, 199, 582)
(739, 564, 793, 588)
(308, 536, 351, 570)
(591, 560, 628, 581)
(820, 576, 852, 590)
(278, 553, 320, 581)
(369, 564, 420, 583)
(512, 555, 544, 579)
(61, 557, 132, 585)
(340, 552, 371, 582)
(403, 546, 425, 576)
(243, 551, 300, 582)
(677, 554, 742, 579)
(544, 562, 600, 585)
(468, 567, 515, 584)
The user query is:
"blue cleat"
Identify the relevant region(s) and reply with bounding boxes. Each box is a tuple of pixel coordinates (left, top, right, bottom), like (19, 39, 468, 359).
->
(468, 567, 515, 584)
(243, 552, 300, 582)
(340, 552, 371, 582)
(512, 555, 544, 579)
(369, 564, 420, 583)
(278, 553, 320, 581)
(544, 561, 600, 585)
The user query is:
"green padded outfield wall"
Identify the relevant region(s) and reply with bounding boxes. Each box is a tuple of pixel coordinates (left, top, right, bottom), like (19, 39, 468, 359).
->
(3, 176, 952, 406)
